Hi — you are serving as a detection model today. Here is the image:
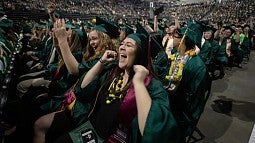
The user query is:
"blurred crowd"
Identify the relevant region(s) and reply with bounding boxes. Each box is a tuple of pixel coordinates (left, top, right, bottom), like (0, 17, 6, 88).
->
(2, 0, 254, 22)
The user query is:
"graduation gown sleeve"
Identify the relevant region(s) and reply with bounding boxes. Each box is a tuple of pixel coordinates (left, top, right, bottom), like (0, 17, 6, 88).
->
(172, 56, 207, 137)
(131, 78, 180, 143)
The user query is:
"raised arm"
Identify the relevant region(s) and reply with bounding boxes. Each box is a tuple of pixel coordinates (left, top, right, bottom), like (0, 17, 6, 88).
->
(54, 19, 79, 75)
(132, 65, 151, 135)
(80, 50, 117, 88)
(173, 12, 180, 29)
(154, 15, 159, 32)
(47, 2, 57, 23)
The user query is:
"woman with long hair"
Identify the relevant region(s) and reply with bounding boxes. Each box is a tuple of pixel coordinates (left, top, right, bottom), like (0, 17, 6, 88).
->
(55, 18, 119, 76)
(33, 23, 179, 143)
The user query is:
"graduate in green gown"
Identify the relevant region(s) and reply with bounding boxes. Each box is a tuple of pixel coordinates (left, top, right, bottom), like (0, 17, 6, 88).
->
(33, 21, 180, 143)
(163, 21, 208, 142)
(39, 17, 120, 112)
(199, 25, 221, 77)
(214, 26, 234, 77)
(54, 17, 120, 77)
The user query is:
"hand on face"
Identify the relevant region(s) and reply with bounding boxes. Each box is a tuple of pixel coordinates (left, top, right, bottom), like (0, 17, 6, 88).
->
(132, 65, 149, 84)
(53, 19, 68, 43)
(235, 28, 240, 34)
(171, 12, 177, 19)
(101, 50, 118, 63)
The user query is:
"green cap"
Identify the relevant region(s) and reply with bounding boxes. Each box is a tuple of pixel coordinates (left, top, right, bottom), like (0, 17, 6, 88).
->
(84, 21, 94, 29)
(127, 32, 149, 67)
(127, 33, 147, 50)
(34, 21, 47, 28)
(93, 17, 120, 39)
(180, 20, 205, 48)
(53, 12, 60, 18)
(0, 27, 5, 35)
(0, 19, 13, 31)
(120, 24, 134, 35)
(47, 19, 54, 29)
(65, 21, 76, 29)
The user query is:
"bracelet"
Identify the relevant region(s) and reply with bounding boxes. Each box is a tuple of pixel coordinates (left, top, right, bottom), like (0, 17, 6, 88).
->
(99, 58, 107, 66)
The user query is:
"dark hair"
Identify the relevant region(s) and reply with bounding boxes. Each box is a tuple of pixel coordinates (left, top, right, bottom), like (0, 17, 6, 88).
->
(58, 30, 82, 67)
(133, 42, 148, 68)
(184, 35, 195, 50)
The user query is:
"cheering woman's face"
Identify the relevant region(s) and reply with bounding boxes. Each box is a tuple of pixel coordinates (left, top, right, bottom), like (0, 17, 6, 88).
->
(89, 30, 100, 49)
(118, 37, 137, 70)
(204, 31, 213, 40)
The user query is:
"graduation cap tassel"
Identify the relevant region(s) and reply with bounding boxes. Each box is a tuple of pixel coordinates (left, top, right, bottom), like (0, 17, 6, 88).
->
(177, 29, 188, 55)
(147, 36, 152, 71)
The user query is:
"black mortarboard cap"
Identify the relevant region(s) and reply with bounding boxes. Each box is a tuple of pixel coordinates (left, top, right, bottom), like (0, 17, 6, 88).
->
(223, 25, 235, 34)
(236, 25, 243, 29)
(154, 6, 164, 16)
(243, 24, 250, 29)
(204, 24, 217, 33)
(131, 23, 168, 77)
(198, 19, 213, 32)
(135, 23, 163, 58)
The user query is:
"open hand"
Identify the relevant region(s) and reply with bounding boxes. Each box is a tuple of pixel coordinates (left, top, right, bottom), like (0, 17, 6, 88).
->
(53, 19, 68, 43)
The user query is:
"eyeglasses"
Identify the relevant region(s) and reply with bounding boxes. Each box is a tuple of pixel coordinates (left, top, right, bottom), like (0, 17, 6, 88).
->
(173, 35, 182, 38)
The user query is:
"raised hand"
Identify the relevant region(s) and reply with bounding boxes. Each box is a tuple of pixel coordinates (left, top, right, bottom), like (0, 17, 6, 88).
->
(133, 65, 149, 84)
(53, 19, 68, 43)
(47, 2, 56, 14)
(100, 50, 118, 63)
(172, 12, 177, 19)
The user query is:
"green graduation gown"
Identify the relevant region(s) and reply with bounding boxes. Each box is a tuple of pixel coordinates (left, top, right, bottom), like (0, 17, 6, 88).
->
(65, 59, 179, 142)
(215, 38, 229, 65)
(170, 55, 207, 138)
(199, 40, 213, 67)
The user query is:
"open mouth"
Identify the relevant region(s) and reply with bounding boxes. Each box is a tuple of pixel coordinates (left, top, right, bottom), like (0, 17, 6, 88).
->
(120, 54, 127, 58)
(119, 53, 127, 62)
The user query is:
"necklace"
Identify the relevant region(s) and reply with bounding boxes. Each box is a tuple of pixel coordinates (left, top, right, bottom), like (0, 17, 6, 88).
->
(106, 72, 124, 104)
(165, 49, 195, 91)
